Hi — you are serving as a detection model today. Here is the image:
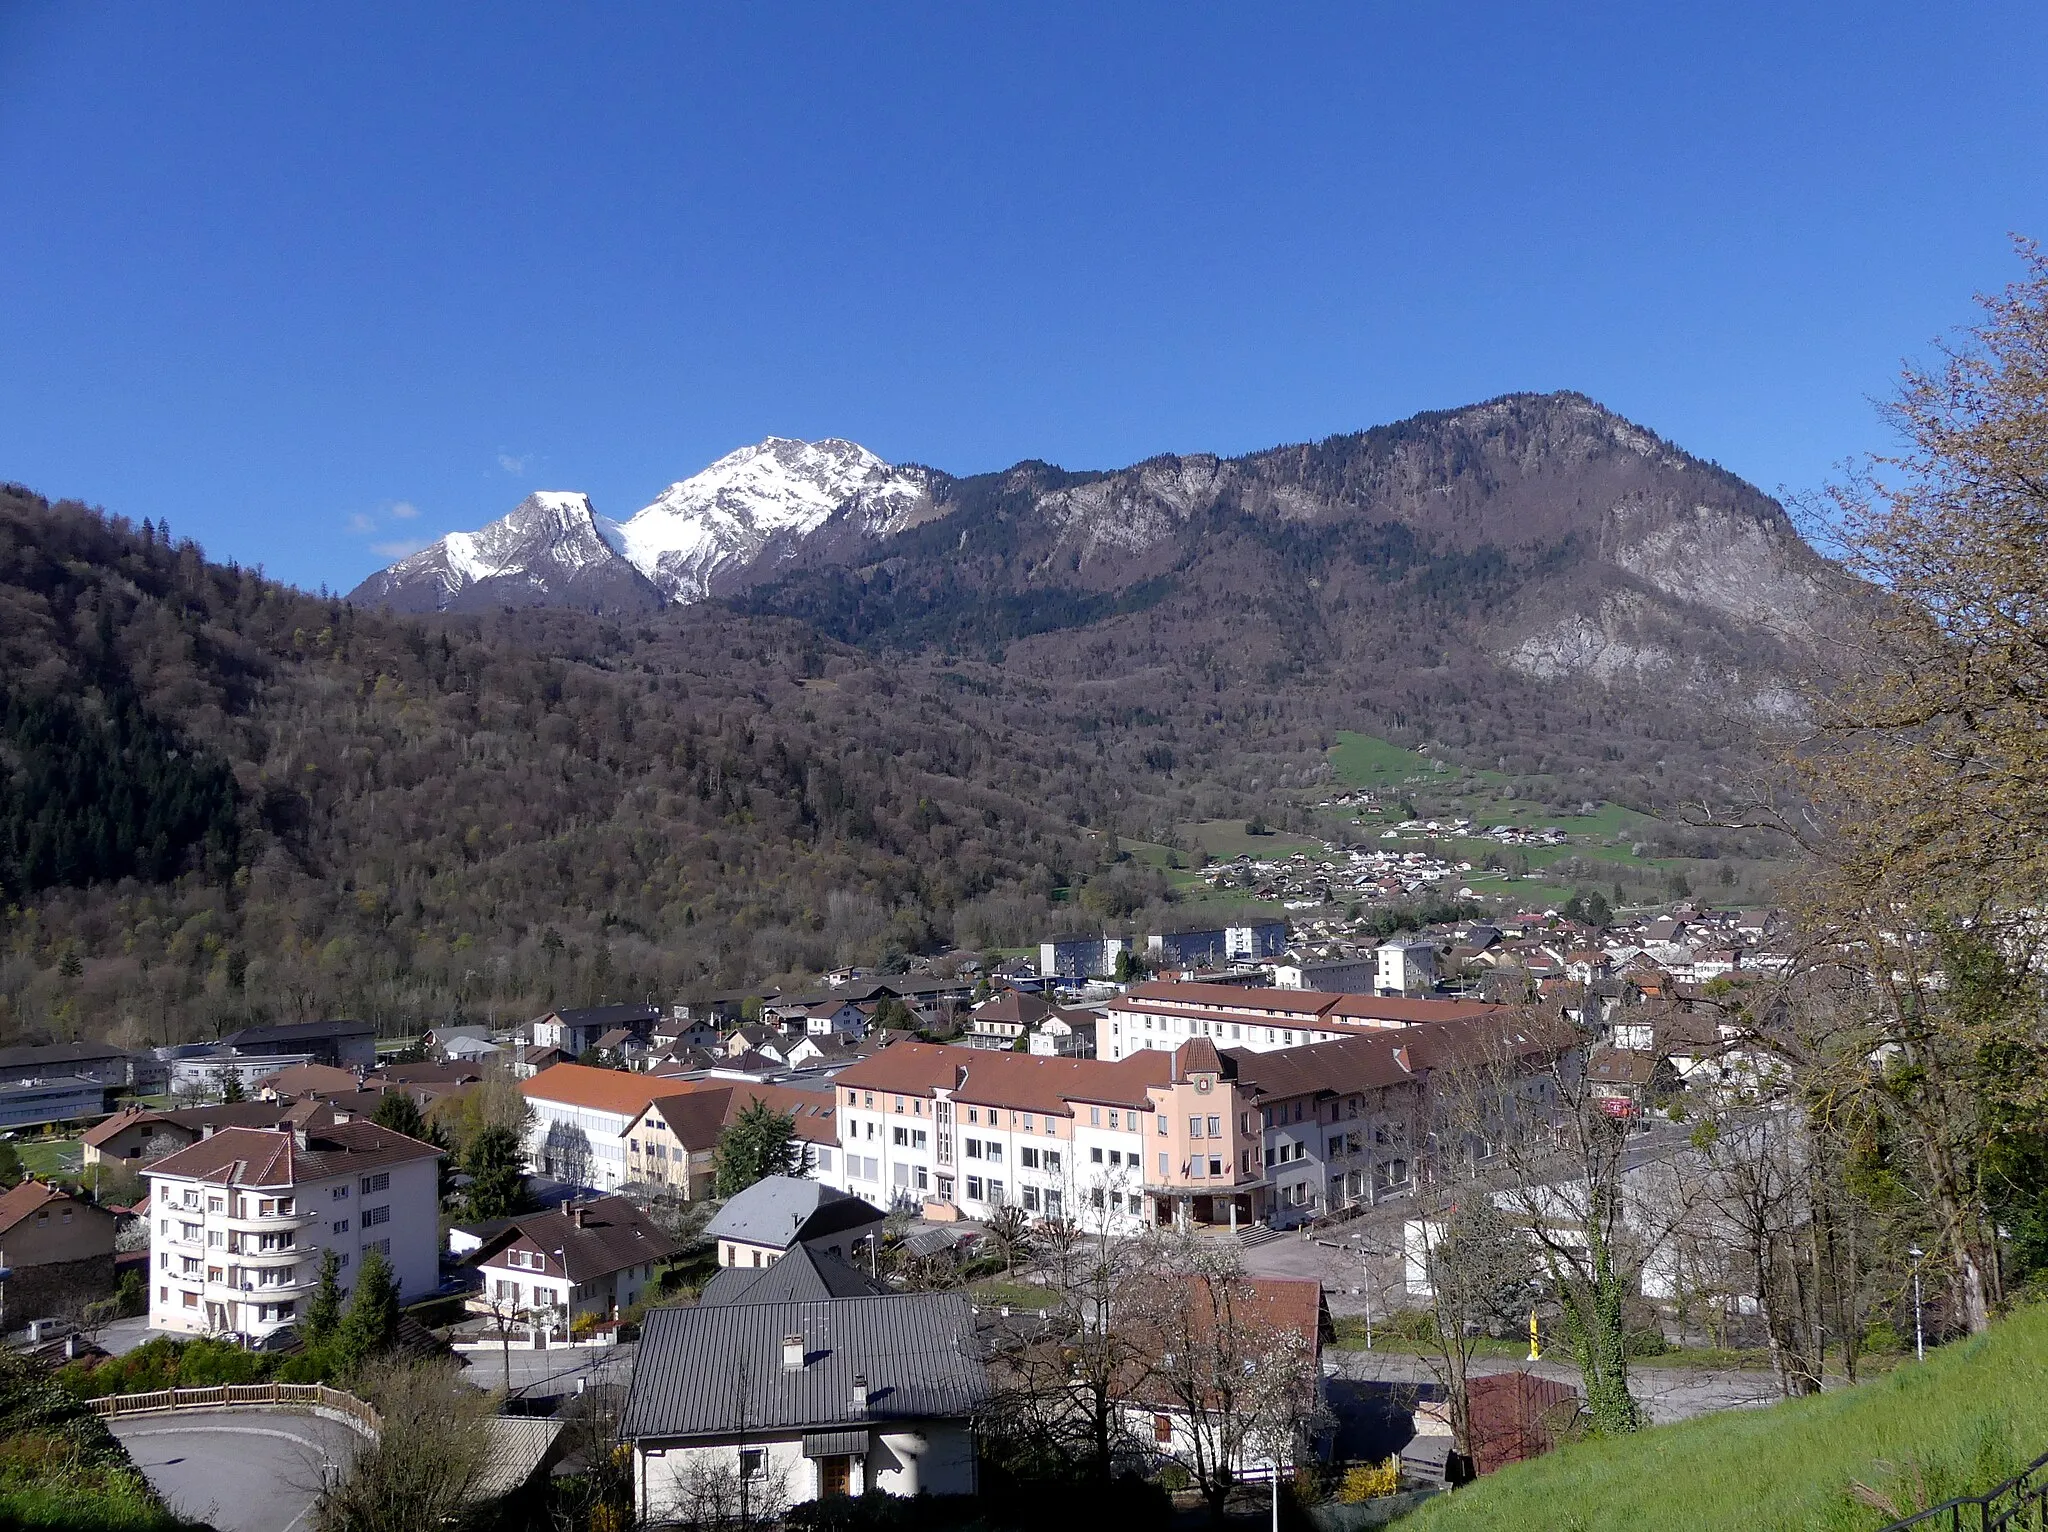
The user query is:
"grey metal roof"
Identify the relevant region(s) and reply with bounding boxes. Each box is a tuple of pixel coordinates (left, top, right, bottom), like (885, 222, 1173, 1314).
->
(619, 1294, 988, 1441)
(698, 1244, 889, 1307)
(701, 1176, 882, 1251)
(221, 1019, 372, 1047)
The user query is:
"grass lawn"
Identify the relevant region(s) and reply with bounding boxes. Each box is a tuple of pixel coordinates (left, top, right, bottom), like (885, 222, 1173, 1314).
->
(1328, 732, 1442, 790)
(1177, 819, 1325, 862)
(1405, 1304, 2048, 1532)
(967, 1277, 1054, 1311)
(16, 1135, 83, 1179)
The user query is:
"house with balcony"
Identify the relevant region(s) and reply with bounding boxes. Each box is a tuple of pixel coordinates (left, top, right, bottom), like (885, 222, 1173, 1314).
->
(141, 1119, 441, 1344)
(467, 1195, 676, 1327)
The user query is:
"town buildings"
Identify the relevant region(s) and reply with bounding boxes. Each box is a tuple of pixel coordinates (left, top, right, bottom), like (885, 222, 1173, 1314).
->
(622, 1084, 839, 1199)
(142, 1119, 441, 1343)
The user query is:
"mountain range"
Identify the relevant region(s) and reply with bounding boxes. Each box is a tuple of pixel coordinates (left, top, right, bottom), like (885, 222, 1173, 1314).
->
(352, 391, 1842, 720)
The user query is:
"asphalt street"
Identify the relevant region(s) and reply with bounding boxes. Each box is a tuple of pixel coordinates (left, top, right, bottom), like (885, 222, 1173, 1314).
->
(110, 1410, 362, 1532)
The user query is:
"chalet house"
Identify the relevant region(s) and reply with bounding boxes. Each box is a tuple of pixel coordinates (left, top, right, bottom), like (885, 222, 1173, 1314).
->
(620, 1293, 988, 1515)
(804, 1002, 868, 1040)
(0, 1181, 119, 1325)
(469, 1195, 677, 1326)
(622, 1084, 839, 1199)
(702, 1177, 885, 1270)
(963, 990, 1047, 1049)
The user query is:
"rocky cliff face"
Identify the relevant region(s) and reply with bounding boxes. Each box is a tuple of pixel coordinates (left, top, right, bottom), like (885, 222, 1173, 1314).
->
(351, 394, 1843, 719)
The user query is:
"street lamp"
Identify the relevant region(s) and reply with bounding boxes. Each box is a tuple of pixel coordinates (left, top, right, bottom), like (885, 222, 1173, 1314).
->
(1908, 1246, 1925, 1362)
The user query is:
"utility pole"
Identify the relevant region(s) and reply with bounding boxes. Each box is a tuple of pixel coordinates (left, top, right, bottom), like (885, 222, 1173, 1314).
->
(1908, 1245, 1925, 1362)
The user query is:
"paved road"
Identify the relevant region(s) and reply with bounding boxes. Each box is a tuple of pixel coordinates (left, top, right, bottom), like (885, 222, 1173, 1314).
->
(455, 1337, 636, 1399)
(1329, 1348, 1782, 1426)
(110, 1410, 362, 1532)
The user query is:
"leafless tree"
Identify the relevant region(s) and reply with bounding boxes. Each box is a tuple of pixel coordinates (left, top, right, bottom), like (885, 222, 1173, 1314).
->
(312, 1358, 494, 1532)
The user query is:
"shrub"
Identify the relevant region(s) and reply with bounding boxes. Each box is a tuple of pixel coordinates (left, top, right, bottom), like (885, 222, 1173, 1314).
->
(1157, 1462, 1193, 1492)
(1339, 1458, 1402, 1502)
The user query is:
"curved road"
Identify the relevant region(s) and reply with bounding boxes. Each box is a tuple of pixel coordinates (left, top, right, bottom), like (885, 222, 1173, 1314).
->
(110, 1410, 363, 1532)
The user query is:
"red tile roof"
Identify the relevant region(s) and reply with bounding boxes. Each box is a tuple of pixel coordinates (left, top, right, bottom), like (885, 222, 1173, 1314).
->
(140, 1121, 441, 1188)
(833, 1041, 1173, 1115)
(521, 1062, 679, 1117)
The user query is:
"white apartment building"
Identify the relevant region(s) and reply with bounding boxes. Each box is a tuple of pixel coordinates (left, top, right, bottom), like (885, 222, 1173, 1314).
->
(1100, 982, 1498, 1063)
(521, 1063, 677, 1191)
(143, 1120, 441, 1343)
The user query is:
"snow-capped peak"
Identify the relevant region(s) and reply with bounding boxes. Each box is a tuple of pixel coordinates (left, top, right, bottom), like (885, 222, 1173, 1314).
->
(612, 437, 926, 603)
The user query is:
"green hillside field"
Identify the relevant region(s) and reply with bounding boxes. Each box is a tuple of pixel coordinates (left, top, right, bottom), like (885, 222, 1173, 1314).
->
(1404, 1305, 2048, 1532)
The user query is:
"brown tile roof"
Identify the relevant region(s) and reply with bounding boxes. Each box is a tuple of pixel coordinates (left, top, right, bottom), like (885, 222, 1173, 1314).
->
(140, 1121, 442, 1188)
(1324, 995, 1501, 1026)
(833, 1040, 1171, 1116)
(0, 1179, 76, 1234)
(159, 1100, 337, 1135)
(82, 1105, 161, 1149)
(521, 1062, 678, 1117)
(471, 1195, 679, 1282)
(1224, 1034, 1418, 1102)
(254, 1063, 363, 1098)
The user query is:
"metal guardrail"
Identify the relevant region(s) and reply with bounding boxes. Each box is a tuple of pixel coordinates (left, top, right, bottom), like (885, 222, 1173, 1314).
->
(1872, 1448, 2048, 1532)
(88, 1383, 381, 1438)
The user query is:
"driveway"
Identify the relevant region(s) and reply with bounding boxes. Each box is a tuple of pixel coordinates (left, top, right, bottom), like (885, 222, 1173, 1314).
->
(456, 1336, 636, 1400)
(1329, 1348, 1782, 1426)
(110, 1409, 362, 1532)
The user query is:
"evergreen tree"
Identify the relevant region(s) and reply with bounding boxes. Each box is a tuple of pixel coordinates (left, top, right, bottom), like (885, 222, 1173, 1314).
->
(337, 1246, 399, 1365)
(302, 1249, 342, 1347)
(463, 1123, 531, 1222)
(219, 1072, 245, 1103)
(371, 1091, 426, 1141)
(713, 1098, 805, 1196)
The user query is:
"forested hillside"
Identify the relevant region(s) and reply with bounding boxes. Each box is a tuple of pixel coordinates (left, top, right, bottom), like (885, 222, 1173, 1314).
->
(0, 487, 1124, 1047)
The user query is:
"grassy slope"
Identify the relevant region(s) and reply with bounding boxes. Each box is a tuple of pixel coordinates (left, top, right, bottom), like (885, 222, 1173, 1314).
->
(1405, 1306, 2048, 1532)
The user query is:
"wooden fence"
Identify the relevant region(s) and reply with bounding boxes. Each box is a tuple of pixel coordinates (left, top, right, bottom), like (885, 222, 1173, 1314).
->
(89, 1383, 381, 1437)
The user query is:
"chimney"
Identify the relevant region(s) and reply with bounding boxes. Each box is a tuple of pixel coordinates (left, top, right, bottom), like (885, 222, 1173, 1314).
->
(293, 1128, 309, 1150)
(849, 1373, 868, 1417)
(782, 1334, 805, 1371)
(201, 1124, 216, 1139)
(571, 1203, 586, 1229)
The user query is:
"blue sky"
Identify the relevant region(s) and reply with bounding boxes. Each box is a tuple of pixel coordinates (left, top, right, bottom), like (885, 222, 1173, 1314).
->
(3, 4, 2045, 592)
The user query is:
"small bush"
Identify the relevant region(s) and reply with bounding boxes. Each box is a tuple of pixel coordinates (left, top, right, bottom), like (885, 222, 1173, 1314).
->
(1339, 1458, 1402, 1502)
(1862, 1318, 1905, 1355)
(1157, 1462, 1193, 1492)
(1625, 1326, 1671, 1358)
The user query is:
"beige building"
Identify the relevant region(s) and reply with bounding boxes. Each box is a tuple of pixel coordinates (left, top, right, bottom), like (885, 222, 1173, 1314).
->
(0, 1180, 119, 1326)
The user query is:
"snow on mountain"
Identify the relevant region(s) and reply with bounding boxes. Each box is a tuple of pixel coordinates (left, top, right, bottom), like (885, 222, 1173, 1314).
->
(615, 437, 927, 603)
(349, 438, 928, 614)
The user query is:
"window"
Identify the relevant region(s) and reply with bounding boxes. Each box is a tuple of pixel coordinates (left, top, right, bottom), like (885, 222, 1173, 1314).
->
(966, 1176, 983, 1201)
(160, 1286, 169, 1303)
(182, 1256, 200, 1275)
(912, 1129, 928, 1150)
(1156, 1115, 1167, 1136)
(360, 1172, 389, 1195)
(1189, 1117, 1202, 1139)
(1022, 1187, 1040, 1212)
(208, 1230, 225, 1247)
(180, 1222, 201, 1240)
(816, 1147, 834, 1171)
(363, 1205, 391, 1228)
(1045, 1190, 1062, 1216)
(1089, 1107, 1101, 1127)
(1022, 1114, 1033, 1131)
(1209, 1157, 1222, 1178)
(1045, 1151, 1062, 1172)
(967, 1107, 978, 1124)
(1207, 1116, 1220, 1138)
(182, 1291, 198, 1309)
(1157, 1152, 1168, 1177)
(1108, 1110, 1120, 1130)
(1109, 1150, 1123, 1167)
(984, 1143, 1003, 1164)
(738, 1449, 765, 1481)
(1127, 1193, 1143, 1214)
(1019, 1147, 1040, 1170)
(988, 1179, 1004, 1202)
(1154, 1414, 1173, 1445)
(1090, 1146, 1104, 1164)
(332, 1219, 350, 1234)
(964, 1138, 982, 1160)
(893, 1126, 909, 1147)
(332, 1186, 349, 1200)
(208, 1196, 225, 1213)
(367, 1238, 391, 1257)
